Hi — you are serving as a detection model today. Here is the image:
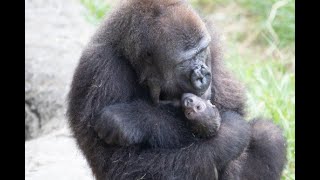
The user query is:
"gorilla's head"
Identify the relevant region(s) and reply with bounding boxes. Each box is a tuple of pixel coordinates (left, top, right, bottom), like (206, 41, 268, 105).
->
(154, 9, 212, 97)
(124, 1, 212, 102)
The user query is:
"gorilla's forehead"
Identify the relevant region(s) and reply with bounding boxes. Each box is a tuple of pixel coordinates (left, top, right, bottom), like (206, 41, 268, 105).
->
(156, 5, 210, 48)
(157, 3, 207, 33)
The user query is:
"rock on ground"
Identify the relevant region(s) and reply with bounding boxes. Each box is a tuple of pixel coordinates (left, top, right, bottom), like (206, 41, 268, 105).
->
(25, 0, 94, 140)
(25, 0, 94, 179)
(25, 128, 94, 180)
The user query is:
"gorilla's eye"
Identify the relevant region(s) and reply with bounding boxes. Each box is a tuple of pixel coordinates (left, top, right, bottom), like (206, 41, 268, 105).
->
(195, 47, 208, 61)
(196, 105, 201, 110)
(187, 111, 194, 116)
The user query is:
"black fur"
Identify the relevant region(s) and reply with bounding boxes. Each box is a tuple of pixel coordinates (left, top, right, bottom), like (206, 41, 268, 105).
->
(67, 0, 286, 179)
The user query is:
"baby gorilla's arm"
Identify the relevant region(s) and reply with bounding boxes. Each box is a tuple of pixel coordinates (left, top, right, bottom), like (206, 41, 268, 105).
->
(181, 93, 221, 138)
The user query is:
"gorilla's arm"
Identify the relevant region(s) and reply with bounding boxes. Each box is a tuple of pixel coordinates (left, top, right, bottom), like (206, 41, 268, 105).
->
(93, 100, 250, 172)
(93, 100, 192, 148)
(102, 111, 250, 180)
(208, 111, 250, 168)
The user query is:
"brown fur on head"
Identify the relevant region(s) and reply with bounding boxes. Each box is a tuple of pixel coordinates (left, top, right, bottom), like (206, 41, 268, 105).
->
(100, 0, 245, 114)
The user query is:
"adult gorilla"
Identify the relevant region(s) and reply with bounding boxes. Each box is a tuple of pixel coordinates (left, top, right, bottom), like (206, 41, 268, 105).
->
(67, 0, 286, 179)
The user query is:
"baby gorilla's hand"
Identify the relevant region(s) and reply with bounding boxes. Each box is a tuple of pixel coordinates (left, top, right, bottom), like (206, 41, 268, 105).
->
(181, 93, 221, 138)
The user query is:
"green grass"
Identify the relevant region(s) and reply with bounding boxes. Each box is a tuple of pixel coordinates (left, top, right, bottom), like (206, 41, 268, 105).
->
(79, 0, 295, 179)
(225, 45, 295, 180)
(238, 0, 295, 48)
(192, 0, 295, 49)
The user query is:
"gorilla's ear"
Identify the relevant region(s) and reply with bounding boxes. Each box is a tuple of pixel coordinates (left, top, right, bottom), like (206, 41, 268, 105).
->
(207, 25, 246, 115)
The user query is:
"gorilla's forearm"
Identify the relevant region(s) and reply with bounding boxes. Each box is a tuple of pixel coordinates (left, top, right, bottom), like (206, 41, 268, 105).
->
(94, 101, 148, 146)
(93, 100, 193, 148)
(94, 100, 250, 170)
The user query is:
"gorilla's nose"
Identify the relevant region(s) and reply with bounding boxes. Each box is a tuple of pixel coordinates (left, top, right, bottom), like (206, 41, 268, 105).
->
(190, 65, 211, 93)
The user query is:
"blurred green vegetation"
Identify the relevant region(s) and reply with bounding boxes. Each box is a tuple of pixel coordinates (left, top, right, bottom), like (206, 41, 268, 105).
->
(80, 0, 110, 24)
(192, 0, 295, 49)
(79, 0, 295, 179)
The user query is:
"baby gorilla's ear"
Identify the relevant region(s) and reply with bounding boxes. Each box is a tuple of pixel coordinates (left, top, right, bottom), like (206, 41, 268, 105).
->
(207, 100, 215, 108)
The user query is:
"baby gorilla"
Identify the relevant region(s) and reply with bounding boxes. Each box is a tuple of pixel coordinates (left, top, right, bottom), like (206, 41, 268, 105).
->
(181, 93, 221, 138)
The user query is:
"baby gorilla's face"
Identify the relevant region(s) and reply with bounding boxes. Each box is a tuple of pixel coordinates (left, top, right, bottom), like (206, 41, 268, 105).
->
(181, 93, 221, 138)
(181, 93, 216, 120)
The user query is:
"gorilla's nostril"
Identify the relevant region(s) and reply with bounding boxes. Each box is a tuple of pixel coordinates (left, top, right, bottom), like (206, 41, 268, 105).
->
(196, 76, 206, 85)
(199, 77, 204, 83)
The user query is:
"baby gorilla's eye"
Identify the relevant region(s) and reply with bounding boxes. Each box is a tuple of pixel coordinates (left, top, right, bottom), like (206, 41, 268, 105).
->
(196, 105, 201, 110)
(186, 111, 194, 117)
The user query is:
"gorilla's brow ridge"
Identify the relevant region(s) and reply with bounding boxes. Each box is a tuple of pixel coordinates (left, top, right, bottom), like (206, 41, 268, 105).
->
(180, 36, 211, 60)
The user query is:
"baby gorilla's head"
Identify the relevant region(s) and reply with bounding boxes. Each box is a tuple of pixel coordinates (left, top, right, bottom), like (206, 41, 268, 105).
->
(181, 93, 218, 120)
(181, 93, 221, 137)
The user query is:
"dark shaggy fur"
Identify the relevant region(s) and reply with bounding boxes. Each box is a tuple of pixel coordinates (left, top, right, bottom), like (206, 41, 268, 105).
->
(67, 0, 286, 179)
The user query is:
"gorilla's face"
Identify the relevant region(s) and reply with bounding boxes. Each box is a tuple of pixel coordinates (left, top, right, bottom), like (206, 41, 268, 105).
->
(173, 37, 212, 96)
(151, 6, 213, 98)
